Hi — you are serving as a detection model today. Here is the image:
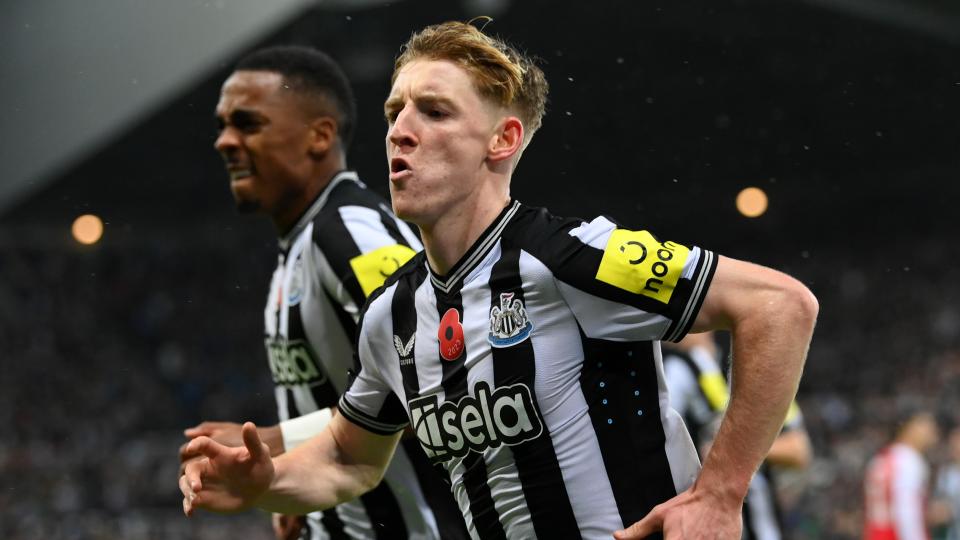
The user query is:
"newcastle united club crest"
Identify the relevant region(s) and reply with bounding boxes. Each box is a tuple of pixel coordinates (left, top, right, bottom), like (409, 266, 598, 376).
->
(488, 292, 533, 348)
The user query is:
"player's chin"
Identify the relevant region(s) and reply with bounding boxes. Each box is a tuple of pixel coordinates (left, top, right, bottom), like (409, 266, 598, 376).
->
(389, 192, 416, 221)
(229, 186, 262, 214)
(394, 201, 430, 226)
(231, 193, 261, 214)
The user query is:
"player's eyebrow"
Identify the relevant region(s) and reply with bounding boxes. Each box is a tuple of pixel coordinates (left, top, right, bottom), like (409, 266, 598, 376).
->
(384, 92, 457, 121)
(417, 93, 456, 110)
(384, 96, 404, 120)
(216, 108, 268, 128)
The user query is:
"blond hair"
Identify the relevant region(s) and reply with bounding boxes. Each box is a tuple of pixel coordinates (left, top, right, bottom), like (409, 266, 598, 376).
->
(393, 20, 548, 145)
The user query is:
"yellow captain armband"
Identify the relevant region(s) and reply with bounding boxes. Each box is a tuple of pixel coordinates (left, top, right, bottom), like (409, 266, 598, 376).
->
(350, 244, 418, 297)
(595, 229, 690, 304)
(783, 401, 801, 428)
(698, 372, 730, 412)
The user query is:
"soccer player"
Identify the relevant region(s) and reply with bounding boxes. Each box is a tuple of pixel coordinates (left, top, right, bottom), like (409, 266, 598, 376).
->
(179, 22, 819, 539)
(663, 332, 812, 540)
(934, 426, 960, 540)
(864, 408, 940, 540)
(180, 45, 467, 540)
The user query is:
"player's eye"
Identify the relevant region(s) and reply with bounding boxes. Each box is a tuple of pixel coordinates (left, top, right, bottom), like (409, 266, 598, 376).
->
(234, 118, 259, 132)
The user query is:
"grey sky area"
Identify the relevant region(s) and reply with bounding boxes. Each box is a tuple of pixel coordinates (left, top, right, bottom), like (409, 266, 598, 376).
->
(0, 0, 315, 213)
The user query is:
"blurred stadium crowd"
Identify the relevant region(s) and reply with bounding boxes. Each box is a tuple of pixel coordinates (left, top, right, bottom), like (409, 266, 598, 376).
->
(2, 1, 959, 538)
(1, 224, 958, 539)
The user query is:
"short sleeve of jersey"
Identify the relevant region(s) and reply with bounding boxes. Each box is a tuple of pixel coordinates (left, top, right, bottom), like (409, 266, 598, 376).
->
(337, 284, 410, 435)
(312, 203, 419, 315)
(533, 213, 718, 343)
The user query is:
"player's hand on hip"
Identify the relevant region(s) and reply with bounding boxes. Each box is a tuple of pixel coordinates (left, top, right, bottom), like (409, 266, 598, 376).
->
(180, 422, 275, 516)
(613, 484, 742, 539)
(272, 513, 307, 540)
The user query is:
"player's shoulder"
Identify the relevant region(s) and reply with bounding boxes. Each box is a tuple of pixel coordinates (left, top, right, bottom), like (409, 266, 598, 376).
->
(502, 202, 629, 277)
(357, 251, 428, 327)
(309, 176, 409, 255)
(313, 176, 385, 224)
(506, 202, 619, 249)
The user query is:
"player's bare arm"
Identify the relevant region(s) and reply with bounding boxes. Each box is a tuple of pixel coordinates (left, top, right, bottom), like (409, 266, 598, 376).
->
(766, 428, 813, 469)
(616, 255, 818, 539)
(181, 414, 400, 516)
(182, 407, 337, 464)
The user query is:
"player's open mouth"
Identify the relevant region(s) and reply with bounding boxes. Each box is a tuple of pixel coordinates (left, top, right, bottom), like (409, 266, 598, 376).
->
(229, 169, 252, 180)
(389, 158, 411, 181)
(390, 158, 410, 174)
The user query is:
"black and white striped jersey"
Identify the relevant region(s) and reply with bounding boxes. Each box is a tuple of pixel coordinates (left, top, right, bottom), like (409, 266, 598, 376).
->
(265, 171, 467, 540)
(740, 407, 805, 540)
(662, 346, 728, 453)
(339, 200, 718, 539)
(663, 343, 805, 540)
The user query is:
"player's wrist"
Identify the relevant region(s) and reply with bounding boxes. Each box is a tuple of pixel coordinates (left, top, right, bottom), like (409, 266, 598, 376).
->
(252, 455, 286, 513)
(258, 425, 285, 456)
(693, 463, 751, 506)
(278, 409, 333, 452)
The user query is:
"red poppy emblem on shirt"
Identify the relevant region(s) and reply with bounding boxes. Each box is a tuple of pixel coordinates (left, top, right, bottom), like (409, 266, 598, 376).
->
(438, 308, 465, 361)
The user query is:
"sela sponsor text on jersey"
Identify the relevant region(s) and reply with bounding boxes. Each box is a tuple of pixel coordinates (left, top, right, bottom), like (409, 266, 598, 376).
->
(409, 381, 543, 462)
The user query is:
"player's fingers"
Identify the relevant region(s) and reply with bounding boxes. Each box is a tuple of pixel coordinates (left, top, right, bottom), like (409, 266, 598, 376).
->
(180, 440, 201, 462)
(613, 505, 663, 539)
(271, 513, 284, 537)
(182, 457, 207, 494)
(241, 421, 269, 460)
(179, 454, 205, 477)
(184, 422, 211, 438)
(179, 473, 197, 516)
(272, 513, 300, 540)
(277, 514, 306, 540)
(186, 435, 226, 461)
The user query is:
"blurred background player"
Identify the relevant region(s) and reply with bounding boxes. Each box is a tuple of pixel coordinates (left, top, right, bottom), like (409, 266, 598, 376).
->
(932, 425, 960, 539)
(179, 45, 467, 540)
(864, 406, 940, 540)
(663, 330, 813, 540)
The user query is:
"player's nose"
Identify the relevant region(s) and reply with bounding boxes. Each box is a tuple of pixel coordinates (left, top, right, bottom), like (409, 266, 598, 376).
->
(387, 109, 417, 149)
(214, 126, 241, 154)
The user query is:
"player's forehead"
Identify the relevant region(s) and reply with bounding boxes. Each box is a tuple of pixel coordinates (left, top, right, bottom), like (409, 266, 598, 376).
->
(216, 70, 285, 115)
(386, 59, 483, 108)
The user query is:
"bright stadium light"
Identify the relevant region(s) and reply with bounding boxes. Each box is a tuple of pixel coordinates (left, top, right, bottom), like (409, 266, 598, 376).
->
(72, 214, 104, 245)
(736, 187, 768, 218)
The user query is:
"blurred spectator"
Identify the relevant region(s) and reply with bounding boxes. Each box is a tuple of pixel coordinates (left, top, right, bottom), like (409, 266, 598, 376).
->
(863, 407, 939, 540)
(2, 219, 959, 539)
(933, 426, 960, 540)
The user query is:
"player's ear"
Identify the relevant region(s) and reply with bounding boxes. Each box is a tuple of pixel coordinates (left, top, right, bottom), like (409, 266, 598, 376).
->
(487, 116, 524, 163)
(308, 116, 338, 157)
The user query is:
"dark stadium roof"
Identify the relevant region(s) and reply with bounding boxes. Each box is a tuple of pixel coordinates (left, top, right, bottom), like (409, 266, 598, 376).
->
(3, 0, 958, 256)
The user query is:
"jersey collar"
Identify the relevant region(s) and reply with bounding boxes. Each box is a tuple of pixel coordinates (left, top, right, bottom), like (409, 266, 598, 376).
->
(278, 170, 360, 251)
(429, 199, 521, 294)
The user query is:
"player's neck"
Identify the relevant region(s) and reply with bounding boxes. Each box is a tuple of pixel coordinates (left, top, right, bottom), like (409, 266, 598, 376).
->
(420, 192, 510, 276)
(271, 158, 346, 236)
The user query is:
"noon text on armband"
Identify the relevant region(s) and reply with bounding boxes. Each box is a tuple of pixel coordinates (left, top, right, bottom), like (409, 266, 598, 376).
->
(409, 381, 543, 463)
